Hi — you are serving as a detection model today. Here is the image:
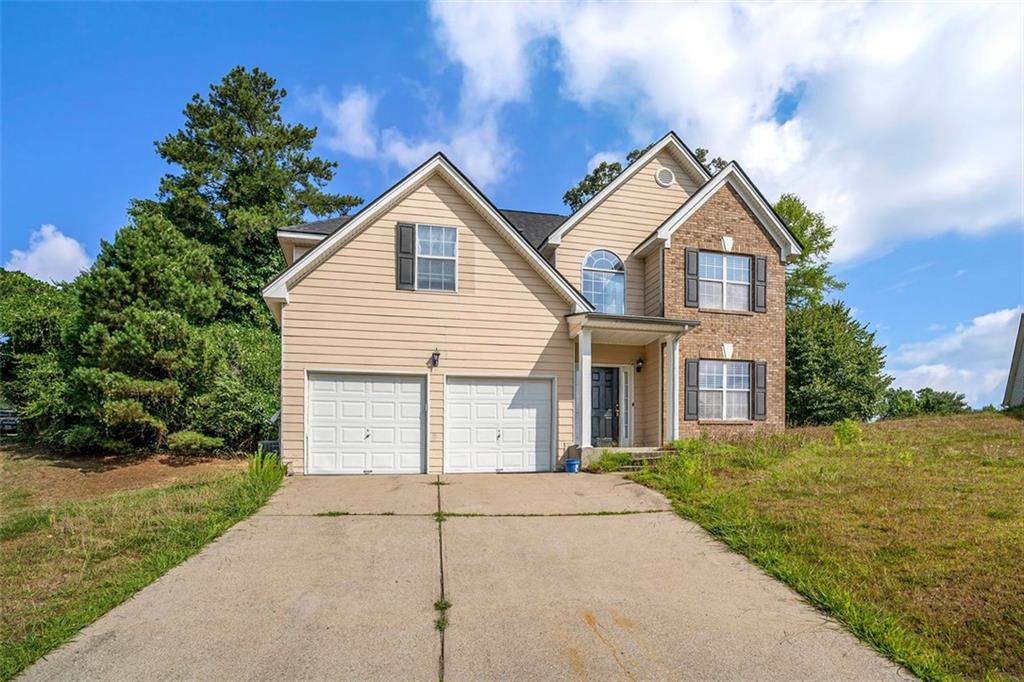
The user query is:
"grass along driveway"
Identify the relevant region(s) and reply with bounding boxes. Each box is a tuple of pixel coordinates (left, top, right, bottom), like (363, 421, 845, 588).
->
(625, 413, 1023, 681)
(0, 449, 284, 680)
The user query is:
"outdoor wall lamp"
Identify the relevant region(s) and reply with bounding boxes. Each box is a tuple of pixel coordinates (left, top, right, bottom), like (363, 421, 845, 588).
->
(636, 357, 644, 373)
(430, 349, 441, 368)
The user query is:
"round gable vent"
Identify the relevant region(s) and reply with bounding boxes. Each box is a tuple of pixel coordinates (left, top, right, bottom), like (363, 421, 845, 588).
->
(654, 167, 676, 188)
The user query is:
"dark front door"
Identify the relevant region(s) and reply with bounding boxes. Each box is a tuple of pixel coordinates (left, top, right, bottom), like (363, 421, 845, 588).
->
(591, 367, 619, 445)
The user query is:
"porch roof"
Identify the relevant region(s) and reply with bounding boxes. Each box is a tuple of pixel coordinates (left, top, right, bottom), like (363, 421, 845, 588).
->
(565, 312, 699, 346)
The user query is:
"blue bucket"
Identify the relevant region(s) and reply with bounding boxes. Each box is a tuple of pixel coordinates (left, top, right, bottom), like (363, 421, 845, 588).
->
(565, 458, 581, 473)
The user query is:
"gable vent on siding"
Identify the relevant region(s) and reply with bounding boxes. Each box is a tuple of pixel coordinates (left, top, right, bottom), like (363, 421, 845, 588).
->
(654, 167, 676, 188)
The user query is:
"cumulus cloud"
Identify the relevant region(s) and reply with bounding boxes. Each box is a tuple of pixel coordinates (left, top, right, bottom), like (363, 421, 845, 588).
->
(305, 87, 513, 187)
(586, 150, 624, 171)
(4, 224, 90, 282)
(308, 88, 380, 158)
(887, 305, 1023, 406)
(427, 1, 1023, 262)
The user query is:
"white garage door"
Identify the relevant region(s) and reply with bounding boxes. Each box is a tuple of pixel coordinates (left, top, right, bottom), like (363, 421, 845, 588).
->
(445, 378, 553, 473)
(307, 373, 425, 474)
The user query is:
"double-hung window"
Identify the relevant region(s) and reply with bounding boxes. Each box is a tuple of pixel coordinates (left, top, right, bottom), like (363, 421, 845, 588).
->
(416, 225, 457, 291)
(698, 252, 750, 311)
(698, 360, 750, 420)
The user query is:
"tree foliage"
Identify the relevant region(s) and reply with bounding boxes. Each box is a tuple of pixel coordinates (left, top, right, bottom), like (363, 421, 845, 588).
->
(786, 302, 891, 425)
(693, 147, 727, 173)
(562, 145, 652, 212)
(133, 66, 362, 325)
(774, 194, 846, 307)
(879, 386, 970, 420)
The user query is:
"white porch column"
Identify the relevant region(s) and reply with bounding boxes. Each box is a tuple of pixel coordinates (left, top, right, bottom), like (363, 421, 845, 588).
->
(666, 334, 681, 442)
(579, 329, 592, 448)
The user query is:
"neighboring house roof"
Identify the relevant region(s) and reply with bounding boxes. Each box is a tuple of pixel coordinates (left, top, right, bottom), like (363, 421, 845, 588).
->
(540, 131, 711, 249)
(632, 161, 803, 262)
(279, 208, 567, 250)
(262, 153, 593, 321)
(1003, 313, 1024, 407)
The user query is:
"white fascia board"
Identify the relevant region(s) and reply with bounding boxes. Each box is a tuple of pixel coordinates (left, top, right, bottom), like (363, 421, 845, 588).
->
(277, 231, 327, 242)
(637, 164, 802, 263)
(543, 132, 710, 247)
(261, 154, 593, 313)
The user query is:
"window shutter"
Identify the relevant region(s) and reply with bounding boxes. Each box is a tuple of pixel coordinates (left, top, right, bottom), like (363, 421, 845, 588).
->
(684, 359, 700, 421)
(395, 223, 415, 290)
(753, 255, 767, 313)
(685, 248, 699, 308)
(752, 361, 767, 421)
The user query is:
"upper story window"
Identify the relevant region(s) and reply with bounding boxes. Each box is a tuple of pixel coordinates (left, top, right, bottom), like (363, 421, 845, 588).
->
(416, 225, 457, 291)
(699, 360, 750, 420)
(699, 252, 750, 311)
(582, 249, 625, 314)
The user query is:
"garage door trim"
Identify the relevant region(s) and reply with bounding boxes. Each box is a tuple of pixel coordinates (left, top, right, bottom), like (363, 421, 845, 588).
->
(304, 368, 430, 475)
(443, 374, 557, 473)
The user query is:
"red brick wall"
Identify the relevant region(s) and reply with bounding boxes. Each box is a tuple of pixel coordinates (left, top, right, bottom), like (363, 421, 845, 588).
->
(662, 184, 787, 439)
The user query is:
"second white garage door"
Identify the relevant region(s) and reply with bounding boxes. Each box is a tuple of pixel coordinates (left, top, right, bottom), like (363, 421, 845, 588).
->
(445, 377, 553, 473)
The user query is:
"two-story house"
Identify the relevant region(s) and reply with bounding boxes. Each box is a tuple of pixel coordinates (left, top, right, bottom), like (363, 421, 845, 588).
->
(262, 132, 802, 474)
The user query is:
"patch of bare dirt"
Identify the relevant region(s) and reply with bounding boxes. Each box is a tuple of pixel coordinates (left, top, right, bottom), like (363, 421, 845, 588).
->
(0, 444, 246, 509)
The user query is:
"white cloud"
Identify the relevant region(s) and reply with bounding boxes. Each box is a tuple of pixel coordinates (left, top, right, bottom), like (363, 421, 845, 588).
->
(305, 88, 513, 188)
(427, 1, 1024, 262)
(308, 88, 380, 158)
(4, 224, 90, 282)
(888, 305, 1023, 406)
(586, 150, 623, 171)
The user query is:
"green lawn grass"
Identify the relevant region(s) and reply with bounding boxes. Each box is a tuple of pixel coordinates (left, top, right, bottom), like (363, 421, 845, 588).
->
(622, 413, 1023, 681)
(0, 459, 283, 680)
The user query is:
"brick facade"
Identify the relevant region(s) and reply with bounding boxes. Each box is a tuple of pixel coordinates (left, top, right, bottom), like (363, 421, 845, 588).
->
(662, 184, 787, 438)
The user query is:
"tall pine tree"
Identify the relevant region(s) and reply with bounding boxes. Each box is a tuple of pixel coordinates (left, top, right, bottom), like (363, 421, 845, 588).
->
(133, 66, 362, 325)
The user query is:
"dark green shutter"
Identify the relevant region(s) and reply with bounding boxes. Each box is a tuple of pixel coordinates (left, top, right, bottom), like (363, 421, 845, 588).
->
(753, 361, 767, 420)
(753, 256, 767, 313)
(685, 248, 699, 308)
(395, 223, 415, 290)
(684, 359, 700, 421)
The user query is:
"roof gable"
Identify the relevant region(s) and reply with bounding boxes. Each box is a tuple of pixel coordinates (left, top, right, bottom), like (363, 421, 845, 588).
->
(542, 131, 711, 248)
(633, 162, 803, 262)
(262, 154, 593, 322)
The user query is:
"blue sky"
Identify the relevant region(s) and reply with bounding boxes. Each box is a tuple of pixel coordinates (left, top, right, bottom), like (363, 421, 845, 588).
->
(2, 2, 1022, 406)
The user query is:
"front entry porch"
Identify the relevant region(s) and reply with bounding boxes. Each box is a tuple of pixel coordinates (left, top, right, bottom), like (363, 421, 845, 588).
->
(567, 313, 698, 457)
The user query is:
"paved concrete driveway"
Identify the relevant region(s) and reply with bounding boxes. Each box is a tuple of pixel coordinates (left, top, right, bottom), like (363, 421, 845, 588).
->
(22, 474, 906, 681)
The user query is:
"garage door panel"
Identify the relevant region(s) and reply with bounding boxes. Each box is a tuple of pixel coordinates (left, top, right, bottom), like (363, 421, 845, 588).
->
(311, 401, 336, 418)
(445, 378, 552, 473)
(340, 427, 364, 444)
(340, 401, 364, 418)
(307, 373, 425, 474)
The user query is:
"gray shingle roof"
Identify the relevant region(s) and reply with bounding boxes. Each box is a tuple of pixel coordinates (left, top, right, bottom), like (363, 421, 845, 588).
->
(279, 209, 566, 249)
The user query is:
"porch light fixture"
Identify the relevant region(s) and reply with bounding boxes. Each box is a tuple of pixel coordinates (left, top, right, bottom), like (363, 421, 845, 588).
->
(636, 357, 644, 373)
(430, 349, 441, 368)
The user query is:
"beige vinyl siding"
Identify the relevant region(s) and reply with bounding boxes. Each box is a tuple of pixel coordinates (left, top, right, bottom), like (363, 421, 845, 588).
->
(637, 340, 662, 447)
(644, 249, 663, 317)
(280, 173, 575, 474)
(558, 151, 698, 316)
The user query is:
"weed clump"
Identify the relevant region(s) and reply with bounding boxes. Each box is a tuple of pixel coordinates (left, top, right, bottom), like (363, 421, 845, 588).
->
(587, 450, 633, 472)
(832, 419, 864, 447)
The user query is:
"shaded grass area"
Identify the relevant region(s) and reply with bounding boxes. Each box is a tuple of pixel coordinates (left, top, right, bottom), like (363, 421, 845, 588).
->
(0, 453, 284, 680)
(622, 413, 1023, 681)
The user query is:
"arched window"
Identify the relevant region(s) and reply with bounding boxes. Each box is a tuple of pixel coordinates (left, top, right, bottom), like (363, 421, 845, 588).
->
(582, 249, 625, 314)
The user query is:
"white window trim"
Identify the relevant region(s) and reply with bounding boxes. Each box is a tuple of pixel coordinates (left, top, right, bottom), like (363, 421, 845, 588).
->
(699, 251, 751, 312)
(414, 223, 458, 293)
(581, 249, 626, 315)
(699, 360, 751, 421)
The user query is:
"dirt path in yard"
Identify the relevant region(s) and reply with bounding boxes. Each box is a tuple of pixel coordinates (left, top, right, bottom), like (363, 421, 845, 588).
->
(0, 443, 245, 513)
